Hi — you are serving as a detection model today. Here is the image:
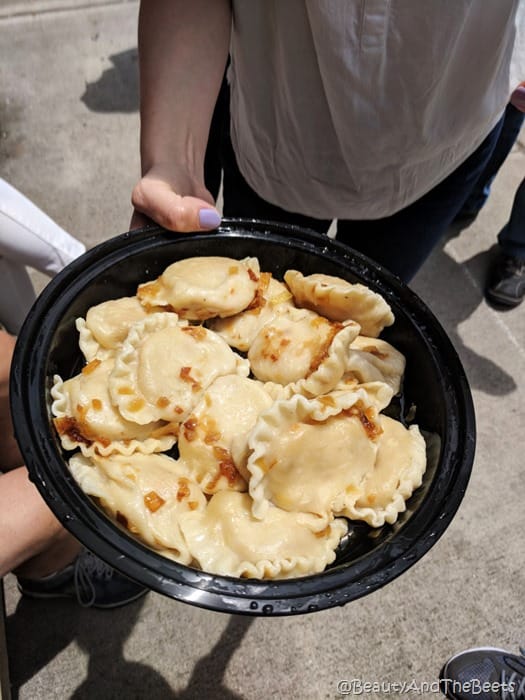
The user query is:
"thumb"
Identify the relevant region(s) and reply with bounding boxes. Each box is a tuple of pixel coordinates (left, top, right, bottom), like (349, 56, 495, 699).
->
(131, 179, 222, 233)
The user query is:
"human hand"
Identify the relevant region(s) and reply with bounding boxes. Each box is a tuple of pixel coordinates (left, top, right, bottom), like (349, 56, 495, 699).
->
(510, 81, 525, 112)
(130, 166, 221, 232)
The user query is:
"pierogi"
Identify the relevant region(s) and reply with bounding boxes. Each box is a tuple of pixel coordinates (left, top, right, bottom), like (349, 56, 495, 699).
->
(246, 390, 382, 524)
(284, 269, 395, 337)
(108, 312, 249, 424)
(137, 256, 260, 320)
(179, 491, 348, 579)
(208, 275, 294, 351)
(69, 452, 206, 564)
(76, 296, 154, 362)
(52, 255, 427, 580)
(178, 375, 274, 493)
(51, 358, 177, 457)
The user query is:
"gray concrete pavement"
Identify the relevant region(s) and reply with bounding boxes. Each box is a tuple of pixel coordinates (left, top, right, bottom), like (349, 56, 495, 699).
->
(1, 2, 524, 699)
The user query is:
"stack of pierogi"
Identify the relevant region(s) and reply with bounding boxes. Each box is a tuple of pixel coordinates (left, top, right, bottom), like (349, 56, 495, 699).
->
(51, 256, 426, 580)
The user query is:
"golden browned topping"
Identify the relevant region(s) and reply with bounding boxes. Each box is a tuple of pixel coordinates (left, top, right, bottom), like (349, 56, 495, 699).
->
(137, 279, 162, 302)
(182, 416, 198, 442)
(176, 477, 191, 502)
(208, 446, 242, 489)
(179, 366, 201, 392)
(247, 267, 259, 283)
(258, 327, 288, 363)
(307, 322, 343, 375)
(82, 359, 101, 375)
(201, 416, 221, 444)
(54, 416, 93, 446)
(182, 415, 222, 445)
(156, 396, 170, 409)
(344, 400, 383, 440)
(246, 271, 271, 311)
(54, 408, 113, 447)
(91, 398, 103, 411)
(182, 325, 207, 341)
(315, 526, 332, 539)
(269, 289, 293, 306)
(144, 490, 166, 513)
(361, 345, 389, 360)
(127, 397, 146, 413)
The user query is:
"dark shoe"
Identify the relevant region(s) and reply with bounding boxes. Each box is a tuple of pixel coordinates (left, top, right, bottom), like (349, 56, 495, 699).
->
(485, 252, 525, 308)
(439, 646, 525, 699)
(17, 549, 148, 609)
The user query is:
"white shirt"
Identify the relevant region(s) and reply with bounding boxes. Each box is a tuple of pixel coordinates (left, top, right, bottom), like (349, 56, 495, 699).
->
(229, 0, 520, 219)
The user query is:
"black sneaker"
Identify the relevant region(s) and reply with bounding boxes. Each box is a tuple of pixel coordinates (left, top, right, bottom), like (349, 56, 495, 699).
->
(17, 549, 148, 609)
(439, 646, 525, 700)
(485, 251, 525, 308)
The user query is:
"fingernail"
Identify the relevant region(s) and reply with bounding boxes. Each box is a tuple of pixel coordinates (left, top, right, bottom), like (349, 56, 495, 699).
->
(510, 86, 525, 111)
(198, 209, 221, 229)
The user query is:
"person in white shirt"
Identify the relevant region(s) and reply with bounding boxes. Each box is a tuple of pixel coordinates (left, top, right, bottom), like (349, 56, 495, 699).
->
(0, 178, 85, 334)
(131, 0, 521, 281)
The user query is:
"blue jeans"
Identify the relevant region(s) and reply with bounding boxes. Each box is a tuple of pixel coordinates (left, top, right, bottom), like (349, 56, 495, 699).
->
(498, 176, 525, 261)
(461, 103, 524, 215)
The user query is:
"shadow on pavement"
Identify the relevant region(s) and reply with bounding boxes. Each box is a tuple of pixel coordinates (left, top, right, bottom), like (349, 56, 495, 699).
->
(7, 594, 253, 699)
(175, 615, 254, 700)
(81, 48, 139, 114)
(413, 227, 517, 397)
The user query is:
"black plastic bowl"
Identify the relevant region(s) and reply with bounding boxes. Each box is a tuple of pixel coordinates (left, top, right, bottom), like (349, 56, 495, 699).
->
(10, 219, 475, 616)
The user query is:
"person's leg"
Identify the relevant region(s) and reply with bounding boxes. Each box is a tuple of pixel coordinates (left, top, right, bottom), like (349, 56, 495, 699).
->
(0, 331, 23, 470)
(1, 466, 147, 608)
(335, 114, 506, 282)
(0, 258, 38, 335)
(459, 103, 525, 217)
(0, 467, 81, 579)
(485, 176, 525, 307)
(497, 176, 525, 260)
(0, 332, 80, 577)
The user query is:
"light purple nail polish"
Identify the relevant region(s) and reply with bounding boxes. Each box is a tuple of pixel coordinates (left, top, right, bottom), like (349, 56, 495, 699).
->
(199, 209, 221, 229)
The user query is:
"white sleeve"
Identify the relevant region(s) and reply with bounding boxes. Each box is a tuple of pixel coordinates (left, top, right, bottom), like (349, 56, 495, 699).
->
(0, 178, 85, 276)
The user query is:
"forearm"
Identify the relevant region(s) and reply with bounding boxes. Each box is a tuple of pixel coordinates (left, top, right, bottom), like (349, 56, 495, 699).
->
(138, 0, 232, 179)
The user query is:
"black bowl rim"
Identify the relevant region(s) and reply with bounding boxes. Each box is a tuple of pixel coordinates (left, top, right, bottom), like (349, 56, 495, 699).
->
(10, 219, 475, 616)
